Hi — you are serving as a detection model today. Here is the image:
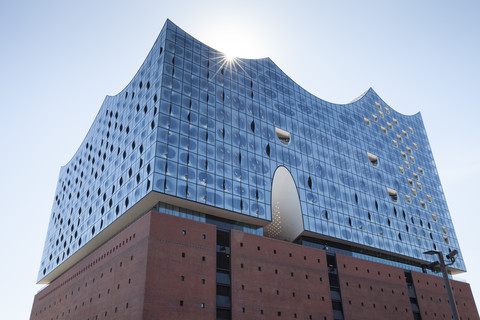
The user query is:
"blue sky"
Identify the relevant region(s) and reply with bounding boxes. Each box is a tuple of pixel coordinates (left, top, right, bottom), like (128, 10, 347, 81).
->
(0, 1, 479, 318)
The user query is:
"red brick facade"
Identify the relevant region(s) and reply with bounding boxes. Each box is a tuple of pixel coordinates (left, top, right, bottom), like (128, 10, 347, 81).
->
(336, 254, 413, 320)
(30, 212, 217, 320)
(31, 211, 479, 320)
(30, 211, 150, 320)
(230, 229, 333, 320)
(412, 271, 479, 320)
(143, 212, 217, 319)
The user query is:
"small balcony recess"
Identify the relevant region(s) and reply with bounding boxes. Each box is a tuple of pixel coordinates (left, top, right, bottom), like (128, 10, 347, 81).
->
(367, 152, 379, 167)
(275, 127, 291, 145)
(387, 188, 398, 202)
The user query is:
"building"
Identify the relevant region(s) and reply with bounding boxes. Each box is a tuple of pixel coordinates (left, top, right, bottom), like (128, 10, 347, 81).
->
(31, 20, 478, 319)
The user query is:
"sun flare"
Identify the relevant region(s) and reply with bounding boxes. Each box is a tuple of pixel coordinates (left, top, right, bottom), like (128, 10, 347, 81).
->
(208, 52, 249, 80)
(224, 52, 235, 62)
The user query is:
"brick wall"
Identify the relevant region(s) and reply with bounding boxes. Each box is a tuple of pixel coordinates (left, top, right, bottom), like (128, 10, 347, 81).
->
(230, 230, 333, 320)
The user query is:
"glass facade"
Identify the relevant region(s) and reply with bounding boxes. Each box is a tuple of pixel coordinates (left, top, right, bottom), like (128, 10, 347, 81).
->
(37, 20, 464, 282)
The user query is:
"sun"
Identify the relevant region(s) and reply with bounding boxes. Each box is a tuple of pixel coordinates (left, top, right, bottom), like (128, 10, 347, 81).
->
(224, 52, 236, 62)
(207, 51, 249, 80)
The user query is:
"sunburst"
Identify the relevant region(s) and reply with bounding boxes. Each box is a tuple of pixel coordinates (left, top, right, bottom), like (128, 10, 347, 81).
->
(209, 52, 250, 80)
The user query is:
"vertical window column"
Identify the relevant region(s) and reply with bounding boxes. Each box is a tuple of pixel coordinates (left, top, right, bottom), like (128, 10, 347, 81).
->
(216, 230, 231, 319)
(327, 254, 345, 320)
(405, 271, 422, 320)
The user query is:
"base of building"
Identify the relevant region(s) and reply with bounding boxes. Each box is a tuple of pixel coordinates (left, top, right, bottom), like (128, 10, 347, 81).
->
(31, 211, 479, 320)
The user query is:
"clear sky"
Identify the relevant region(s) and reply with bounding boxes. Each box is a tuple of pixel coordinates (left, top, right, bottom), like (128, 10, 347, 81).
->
(0, 1, 479, 318)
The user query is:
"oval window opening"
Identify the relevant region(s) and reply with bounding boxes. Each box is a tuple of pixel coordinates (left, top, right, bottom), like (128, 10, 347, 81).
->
(387, 188, 398, 202)
(275, 127, 291, 145)
(367, 152, 378, 167)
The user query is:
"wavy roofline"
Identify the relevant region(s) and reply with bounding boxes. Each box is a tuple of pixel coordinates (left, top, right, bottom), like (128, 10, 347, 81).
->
(60, 19, 421, 170)
(161, 20, 423, 117)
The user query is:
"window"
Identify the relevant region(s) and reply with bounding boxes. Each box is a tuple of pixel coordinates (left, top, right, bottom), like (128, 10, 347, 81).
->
(443, 235, 449, 244)
(420, 200, 426, 209)
(367, 152, 379, 166)
(275, 127, 291, 145)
